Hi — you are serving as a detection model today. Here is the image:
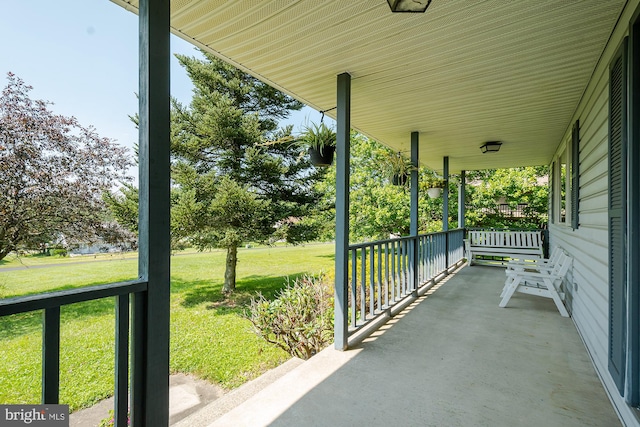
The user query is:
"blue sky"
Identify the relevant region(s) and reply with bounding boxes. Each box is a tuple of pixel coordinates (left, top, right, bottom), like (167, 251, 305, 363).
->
(0, 0, 314, 160)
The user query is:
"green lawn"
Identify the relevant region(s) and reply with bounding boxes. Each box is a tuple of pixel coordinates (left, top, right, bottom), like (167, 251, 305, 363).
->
(0, 250, 140, 268)
(0, 243, 335, 411)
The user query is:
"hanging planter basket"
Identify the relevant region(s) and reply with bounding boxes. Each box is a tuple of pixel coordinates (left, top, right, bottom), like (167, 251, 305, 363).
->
(392, 173, 408, 186)
(308, 146, 335, 167)
(300, 121, 336, 167)
(427, 187, 443, 198)
(385, 152, 415, 187)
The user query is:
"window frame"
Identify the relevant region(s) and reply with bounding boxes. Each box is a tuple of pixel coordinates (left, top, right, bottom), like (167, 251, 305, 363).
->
(551, 140, 571, 226)
(571, 120, 580, 229)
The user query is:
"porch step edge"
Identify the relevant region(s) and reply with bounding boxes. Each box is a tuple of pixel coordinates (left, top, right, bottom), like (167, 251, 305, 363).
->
(171, 357, 305, 427)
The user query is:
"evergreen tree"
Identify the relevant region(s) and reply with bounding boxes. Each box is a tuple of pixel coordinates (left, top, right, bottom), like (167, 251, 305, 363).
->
(107, 52, 326, 293)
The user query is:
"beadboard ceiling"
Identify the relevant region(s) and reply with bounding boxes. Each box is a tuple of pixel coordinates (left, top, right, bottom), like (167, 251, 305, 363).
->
(111, 0, 625, 173)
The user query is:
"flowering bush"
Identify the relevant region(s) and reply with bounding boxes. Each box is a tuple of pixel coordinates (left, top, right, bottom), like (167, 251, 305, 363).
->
(246, 275, 333, 359)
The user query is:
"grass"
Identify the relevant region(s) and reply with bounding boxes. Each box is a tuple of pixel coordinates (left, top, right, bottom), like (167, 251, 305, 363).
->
(0, 243, 335, 411)
(0, 251, 139, 268)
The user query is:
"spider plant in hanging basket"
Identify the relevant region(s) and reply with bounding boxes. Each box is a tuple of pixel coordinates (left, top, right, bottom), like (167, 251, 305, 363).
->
(384, 152, 416, 186)
(299, 122, 336, 167)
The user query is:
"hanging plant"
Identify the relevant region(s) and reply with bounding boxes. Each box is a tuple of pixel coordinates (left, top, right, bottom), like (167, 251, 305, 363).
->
(383, 152, 416, 186)
(424, 172, 445, 198)
(299, 122, 336, 167)
(392, 173, 408, 186)
(426, 187, 442, 198)
(425, 177, 445, 189)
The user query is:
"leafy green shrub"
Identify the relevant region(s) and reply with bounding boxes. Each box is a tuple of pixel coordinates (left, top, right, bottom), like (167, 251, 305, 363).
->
(246, 275, 333, 360)
(51, 248, 67, 257)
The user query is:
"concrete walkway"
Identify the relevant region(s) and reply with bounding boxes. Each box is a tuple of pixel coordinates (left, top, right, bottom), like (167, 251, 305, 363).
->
(199, 265, 620, 427)
(69, 359, 305, 426)
(69, 374, 224, 427)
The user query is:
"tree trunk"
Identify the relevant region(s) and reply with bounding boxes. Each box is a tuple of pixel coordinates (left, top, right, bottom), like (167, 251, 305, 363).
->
(222, 244, 238, 293)
(0, 246, 13, 262)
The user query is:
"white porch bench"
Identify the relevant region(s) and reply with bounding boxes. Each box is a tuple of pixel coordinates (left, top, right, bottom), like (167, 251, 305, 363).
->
(464, 230, 544, 267)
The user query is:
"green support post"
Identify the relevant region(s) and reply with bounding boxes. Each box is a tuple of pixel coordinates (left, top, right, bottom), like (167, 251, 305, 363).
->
(443, 156, 449, 269)
(133, 0, 171, 425)
(410, 132, 419, 293)
(334, 72, 351, 351)
(443, 156, 449, 232)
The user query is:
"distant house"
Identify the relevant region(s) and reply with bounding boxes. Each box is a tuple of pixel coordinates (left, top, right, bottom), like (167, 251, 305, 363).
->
(69, 240, 135, 255)
(65, 222, 137, 255)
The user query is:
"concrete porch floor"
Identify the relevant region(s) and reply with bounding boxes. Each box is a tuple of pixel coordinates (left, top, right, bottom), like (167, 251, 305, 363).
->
(189, 265, 621, 427)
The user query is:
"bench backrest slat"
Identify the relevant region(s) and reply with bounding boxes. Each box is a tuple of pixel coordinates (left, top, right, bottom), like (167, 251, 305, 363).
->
(468, 230, 542, 249)
(552, 252, 573, 279)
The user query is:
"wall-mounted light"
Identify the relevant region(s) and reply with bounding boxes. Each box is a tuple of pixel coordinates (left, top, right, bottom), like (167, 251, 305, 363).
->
(387, 0, 432, 13)
(480, 141, 502, 154)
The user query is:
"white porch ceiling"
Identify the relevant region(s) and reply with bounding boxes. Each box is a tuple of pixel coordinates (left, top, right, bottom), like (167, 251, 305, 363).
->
(112, 0, 625, 173)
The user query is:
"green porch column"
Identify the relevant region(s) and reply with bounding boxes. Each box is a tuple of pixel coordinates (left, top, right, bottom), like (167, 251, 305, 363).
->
(458, 170, 466, 229)
(133, 0, 171, 425)
(410, 132, 419, 235)
(443, 156, 450, 269)
(334, 72, 351, 351)
(443, 156, 449, 232)
(410, 132, 419, 291)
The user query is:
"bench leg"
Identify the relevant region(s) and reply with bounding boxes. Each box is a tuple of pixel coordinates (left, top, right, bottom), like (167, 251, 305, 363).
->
(501, 279, 511, 298)
(545, 278, 569, 317)
(464, 240, 472, 266)
(499, 276, 521, 308)
(502, 271, 521, 297)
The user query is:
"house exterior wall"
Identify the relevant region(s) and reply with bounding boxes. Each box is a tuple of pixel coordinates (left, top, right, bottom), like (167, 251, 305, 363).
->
(549, 1, 640, 424)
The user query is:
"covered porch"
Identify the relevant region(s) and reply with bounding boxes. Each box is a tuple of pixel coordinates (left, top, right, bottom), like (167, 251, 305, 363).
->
(2, 0, 638, 425)
(177, 265, 619, 426)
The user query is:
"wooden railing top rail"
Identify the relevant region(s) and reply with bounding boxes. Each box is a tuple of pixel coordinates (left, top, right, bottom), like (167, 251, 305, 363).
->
(465, 227, 546, 232)
(0, 279, 147, 317)
(348, 228, 464, 250)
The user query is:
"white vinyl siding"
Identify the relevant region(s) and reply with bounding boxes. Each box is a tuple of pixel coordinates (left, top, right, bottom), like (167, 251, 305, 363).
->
(549, 1, 640, 424)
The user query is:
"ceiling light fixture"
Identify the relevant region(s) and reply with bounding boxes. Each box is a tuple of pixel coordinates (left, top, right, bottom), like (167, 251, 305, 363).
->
(387, 0, 432, 13)
(480, 141, 502, 154)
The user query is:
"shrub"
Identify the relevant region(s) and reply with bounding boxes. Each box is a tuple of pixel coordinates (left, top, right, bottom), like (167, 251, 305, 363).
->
(51, 248, 67, 257)
(246, 275, 333, 360)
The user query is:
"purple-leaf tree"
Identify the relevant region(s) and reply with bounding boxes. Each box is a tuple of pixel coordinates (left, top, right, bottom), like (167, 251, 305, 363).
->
(0, 73, 133, 260)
